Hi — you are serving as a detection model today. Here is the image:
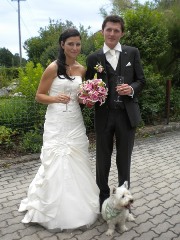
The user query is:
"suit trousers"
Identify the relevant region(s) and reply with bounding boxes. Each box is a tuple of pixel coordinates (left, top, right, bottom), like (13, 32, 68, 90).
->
(95, 108, 136, 204)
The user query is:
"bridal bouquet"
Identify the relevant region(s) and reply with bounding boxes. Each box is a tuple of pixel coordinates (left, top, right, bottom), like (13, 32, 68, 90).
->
(78, 79, 108, 108)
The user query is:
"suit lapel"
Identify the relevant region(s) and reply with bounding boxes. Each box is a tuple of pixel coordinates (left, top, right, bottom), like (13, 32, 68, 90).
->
(97, 49, 108, 84)
(120, 46, 128, 80)
(97, 49, 106, 70)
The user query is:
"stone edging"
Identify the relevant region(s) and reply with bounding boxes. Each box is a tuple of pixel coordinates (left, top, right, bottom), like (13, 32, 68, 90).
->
(136, 121, 180, 138)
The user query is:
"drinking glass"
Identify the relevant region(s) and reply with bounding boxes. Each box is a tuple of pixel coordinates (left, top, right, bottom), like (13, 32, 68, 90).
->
(114, 76, 124, 103)
(63, 82, 72, 112)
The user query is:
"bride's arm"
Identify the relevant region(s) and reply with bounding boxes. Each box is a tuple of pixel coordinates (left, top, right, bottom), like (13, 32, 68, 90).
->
(35, 62, 69, 105)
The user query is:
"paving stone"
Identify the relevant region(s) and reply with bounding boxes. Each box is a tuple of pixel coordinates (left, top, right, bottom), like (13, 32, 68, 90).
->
(0, 220, 8, 229)
(0, 232, 20, 240)
(135, 212, 153, 224)
(133, 231, 158, 240)
(153, 231, 177, 240)
(167, 215, 180, 225)
(2, 199, 19, 208)
(71, 228, 101, 240)
(149, 213, 170, 225)
(0, 191, 13, 200)
(135, 221, 156, 234)
(135, 205, 151, 215)
(169, 223, 180, 236)
(144, 192, 161, 201)
(0, 212, 14, 222)
(152, 222, 174, 234)
(1, 223, 26, 235)
(147, 205, 166, 215)
(161, 199, 178, 209)
(18, 226, 40, 238)
(20, 233, 41, 240)
(44, 236, 58, 240)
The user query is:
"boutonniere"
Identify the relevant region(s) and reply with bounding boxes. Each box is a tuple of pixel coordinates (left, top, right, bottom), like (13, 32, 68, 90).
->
(94, 62, 105, 74)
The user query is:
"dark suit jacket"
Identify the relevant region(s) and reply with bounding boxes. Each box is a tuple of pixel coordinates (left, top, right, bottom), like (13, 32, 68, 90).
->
(85, 45, 146, 132)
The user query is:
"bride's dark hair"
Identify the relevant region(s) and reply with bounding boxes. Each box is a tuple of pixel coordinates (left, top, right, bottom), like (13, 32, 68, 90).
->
(57, 28, 81, 80)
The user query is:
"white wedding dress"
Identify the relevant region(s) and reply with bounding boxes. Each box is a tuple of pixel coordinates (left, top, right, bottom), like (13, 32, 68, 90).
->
(19, 76, 100, 231)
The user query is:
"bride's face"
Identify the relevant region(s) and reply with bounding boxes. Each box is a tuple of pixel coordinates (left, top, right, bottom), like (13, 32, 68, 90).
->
(61, 36, 81, 59)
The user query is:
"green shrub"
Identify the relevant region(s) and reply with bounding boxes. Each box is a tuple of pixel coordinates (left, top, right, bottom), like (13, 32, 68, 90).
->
(21, 129, 43, 153)
(0, 97, 46, 130)
(0, 66, 19, 88)
(0, 126, 15, 147)
(82, 106, 94, 133)
(139, 66, 166, 124)
(16, 61, 44, 99)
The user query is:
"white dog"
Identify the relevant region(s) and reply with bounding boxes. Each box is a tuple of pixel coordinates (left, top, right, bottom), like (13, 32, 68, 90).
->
(101, 181, 135, 236)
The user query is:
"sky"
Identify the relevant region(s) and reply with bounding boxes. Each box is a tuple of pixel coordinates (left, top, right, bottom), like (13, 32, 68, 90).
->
(0, 0, 146, 59)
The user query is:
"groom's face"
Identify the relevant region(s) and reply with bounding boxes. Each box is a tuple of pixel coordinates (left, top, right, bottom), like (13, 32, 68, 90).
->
(102, 21, 124, 49)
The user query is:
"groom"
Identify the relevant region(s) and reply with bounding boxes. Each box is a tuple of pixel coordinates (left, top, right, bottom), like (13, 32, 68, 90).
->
(85, 15, 146, 210)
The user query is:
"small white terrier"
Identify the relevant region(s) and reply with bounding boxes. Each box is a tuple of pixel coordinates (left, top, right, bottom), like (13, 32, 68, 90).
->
(101, 181, 135, 236)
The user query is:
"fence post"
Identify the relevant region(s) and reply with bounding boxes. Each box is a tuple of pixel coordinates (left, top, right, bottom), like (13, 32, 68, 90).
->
(165, 79, 171, 124)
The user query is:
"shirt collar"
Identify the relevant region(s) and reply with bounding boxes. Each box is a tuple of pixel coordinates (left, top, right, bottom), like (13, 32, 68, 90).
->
(103, 42, 122, 54)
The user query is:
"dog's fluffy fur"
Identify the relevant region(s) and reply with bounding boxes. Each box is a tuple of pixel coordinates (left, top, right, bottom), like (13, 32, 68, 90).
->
(101, 181, 135, 236)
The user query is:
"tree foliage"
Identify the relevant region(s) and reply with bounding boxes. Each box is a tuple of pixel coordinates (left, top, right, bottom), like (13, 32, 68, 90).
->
(23, 19, 76, 66)
(155, 0, 180, 85)
(0, 48, 14, 67)
(23, 19, 93, 67)
(0, 48, 27, 67)
(17, 61, 44, 99)
(122, 4, 170, 72)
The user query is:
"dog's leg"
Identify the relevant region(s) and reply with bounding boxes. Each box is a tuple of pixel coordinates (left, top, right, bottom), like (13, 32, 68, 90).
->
(106, 222, 115, 236)
(118, 218, 128, 232)
(127, 213, 135, 222)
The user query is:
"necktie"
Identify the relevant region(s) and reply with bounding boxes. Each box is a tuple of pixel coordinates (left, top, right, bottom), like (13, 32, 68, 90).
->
(109, 49, 117, 70)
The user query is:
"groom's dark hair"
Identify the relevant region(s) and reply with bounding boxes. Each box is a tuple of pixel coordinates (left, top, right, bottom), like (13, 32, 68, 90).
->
(102, 15, 125, 32)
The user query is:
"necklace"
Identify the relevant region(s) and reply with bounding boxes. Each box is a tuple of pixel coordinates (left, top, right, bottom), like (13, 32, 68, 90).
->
(66, 62, 76, 75)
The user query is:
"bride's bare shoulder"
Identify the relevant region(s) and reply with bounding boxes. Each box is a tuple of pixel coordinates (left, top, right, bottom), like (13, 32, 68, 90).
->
(41, 61, 58, 80)
(47, 61, 58, 71)
(76, 62, 86, 78)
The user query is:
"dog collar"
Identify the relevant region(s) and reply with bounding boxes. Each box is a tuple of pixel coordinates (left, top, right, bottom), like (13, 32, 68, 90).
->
(104, 202, 121, 220)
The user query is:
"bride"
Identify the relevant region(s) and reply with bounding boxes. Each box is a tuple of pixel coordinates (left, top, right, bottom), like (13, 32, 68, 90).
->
(18, 28, 100, 231)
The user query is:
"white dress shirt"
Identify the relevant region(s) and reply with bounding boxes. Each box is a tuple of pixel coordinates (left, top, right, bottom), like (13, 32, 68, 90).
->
(103, 42, 122, 70)
(103, 42, 134, 97)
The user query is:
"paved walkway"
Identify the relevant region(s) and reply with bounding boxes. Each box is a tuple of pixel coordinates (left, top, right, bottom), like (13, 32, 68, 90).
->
(0, 130, 180, 240)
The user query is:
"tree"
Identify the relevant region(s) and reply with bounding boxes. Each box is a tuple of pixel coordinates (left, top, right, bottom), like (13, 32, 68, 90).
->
(24, 19, 77, 66)
(0, 48, 14, 67)
(100, 1, 170, 71)
(0, 48, 27, 67)
(155, 0, 180, 85)
(154, 0, 177, 8)
(100, 0, 133, 17)
(122, 4, 169, 71)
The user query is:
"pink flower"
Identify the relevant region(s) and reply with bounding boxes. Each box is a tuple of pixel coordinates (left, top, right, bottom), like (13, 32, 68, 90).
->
(78, 79, 108, 107)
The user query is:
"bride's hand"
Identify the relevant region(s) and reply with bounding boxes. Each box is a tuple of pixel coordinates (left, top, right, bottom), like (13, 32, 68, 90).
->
(56, 93, 70, 104)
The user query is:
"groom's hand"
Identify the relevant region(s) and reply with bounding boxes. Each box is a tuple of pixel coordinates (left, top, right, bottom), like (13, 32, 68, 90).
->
(116, 84, 133, 96)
